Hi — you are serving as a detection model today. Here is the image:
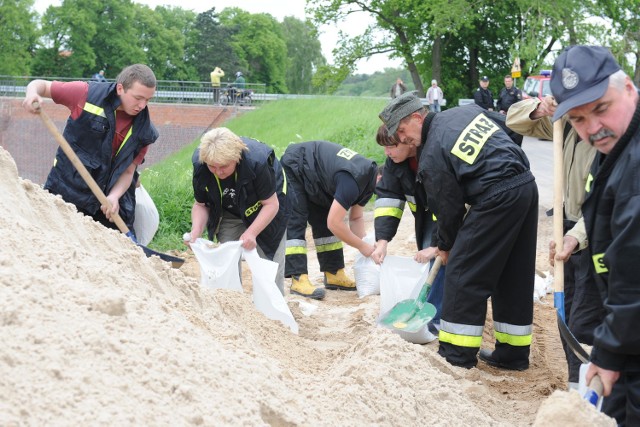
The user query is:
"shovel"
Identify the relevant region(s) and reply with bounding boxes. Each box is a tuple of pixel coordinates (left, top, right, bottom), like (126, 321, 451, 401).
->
(552, 119, 566, 322)
(379, 256, 441, 333)
(35, 102, 184, 268)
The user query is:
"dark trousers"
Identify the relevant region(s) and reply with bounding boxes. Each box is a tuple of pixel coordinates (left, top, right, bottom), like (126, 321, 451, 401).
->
(421, 230, 446, 325)
(560, 248, 606, 382)
(438, 181, 538, 367)
(602, 371, 640, 426)
(284, 172, 344, 276)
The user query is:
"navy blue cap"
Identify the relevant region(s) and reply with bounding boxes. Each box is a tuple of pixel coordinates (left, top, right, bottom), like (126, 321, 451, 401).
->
(550, 45, 621, 121)
(480, 76, 489, 82)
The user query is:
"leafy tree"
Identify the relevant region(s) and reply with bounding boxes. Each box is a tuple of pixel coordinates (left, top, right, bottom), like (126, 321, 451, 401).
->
(220, 8, 288, 93)
(596, 0, 640, 84)
(0, 0, 38, 75)
(31, 0, 98, 77)
(184, 7, 239, 83)
(281, 16, 326, 94)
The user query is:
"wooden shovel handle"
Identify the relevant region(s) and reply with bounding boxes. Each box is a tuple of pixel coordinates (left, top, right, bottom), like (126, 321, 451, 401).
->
(34, 102, 131, 235)
(553, 120, 564, 294)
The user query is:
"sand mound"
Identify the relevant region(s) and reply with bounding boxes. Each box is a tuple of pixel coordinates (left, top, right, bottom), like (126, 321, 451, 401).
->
(0, 147, 497, 425)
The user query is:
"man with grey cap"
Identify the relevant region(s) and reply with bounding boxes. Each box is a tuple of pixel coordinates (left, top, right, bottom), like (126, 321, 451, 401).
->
(551, 45, 640, 425)
(379, 91, 538, 370)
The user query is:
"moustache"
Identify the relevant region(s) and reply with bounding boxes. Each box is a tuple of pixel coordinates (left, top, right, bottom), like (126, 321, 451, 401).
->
(589, 129, 615, 144)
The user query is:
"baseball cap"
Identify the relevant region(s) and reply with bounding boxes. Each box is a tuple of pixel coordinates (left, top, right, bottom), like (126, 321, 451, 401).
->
(480, 76, 489, 82)
(551, 45, 621, 121)
(379, 91, 424, 135)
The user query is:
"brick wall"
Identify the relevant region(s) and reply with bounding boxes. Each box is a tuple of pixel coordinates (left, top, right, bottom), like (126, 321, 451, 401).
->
(0, 97, 243, 184)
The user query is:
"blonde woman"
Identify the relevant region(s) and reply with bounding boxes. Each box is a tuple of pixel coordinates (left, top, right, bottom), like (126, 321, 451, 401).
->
(185, 127, 291, 295)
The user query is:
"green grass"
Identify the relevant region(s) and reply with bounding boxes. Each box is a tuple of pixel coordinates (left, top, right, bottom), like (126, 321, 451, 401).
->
(140, 97, 389, 251)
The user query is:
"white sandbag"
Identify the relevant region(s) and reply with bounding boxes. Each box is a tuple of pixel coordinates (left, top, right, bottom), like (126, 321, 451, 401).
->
(133, 184, 159, 246)
(379, 255, 436, 344)
(243, 249, 299, 334)
(353, 233, 380, 298)
(190, 239, 243, 291)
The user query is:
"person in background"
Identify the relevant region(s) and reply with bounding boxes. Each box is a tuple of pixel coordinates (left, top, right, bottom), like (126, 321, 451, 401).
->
(390, 78, 407, 99)
(281, 140, 378, 300)
(22, 64, 158, 234)
(497, 75, 522, 114)
(184, 127, 291, 295)
(372, 124, 446, 335)
(210, 66, 225, 104)
(379, 91, 538, 370)
(426, 79, 444, 112)
(234, 71, 246, 89)
(507, 94, 604, 391)
(550, 44, 640, 426)
(91, 69, 107, 82)
(474, 76, 494, 111)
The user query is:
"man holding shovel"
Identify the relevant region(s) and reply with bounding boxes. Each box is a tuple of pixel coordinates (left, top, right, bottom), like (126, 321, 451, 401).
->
(507, 94, 605, 390)
(372, 123, 446, 334)
(22, 64, 158, 234)
(550, 45, 640, 425)
(379, 92, 538, 370)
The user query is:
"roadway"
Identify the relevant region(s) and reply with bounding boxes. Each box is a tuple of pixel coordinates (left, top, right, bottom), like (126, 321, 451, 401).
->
(521, 135, 554, 210)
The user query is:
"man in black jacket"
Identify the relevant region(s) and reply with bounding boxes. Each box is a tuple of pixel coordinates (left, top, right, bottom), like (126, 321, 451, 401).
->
(474, 76, 494, 111)
(379, 92, 538, 370)
(23, 64, 158, 233)
(496, 75, 522, 114)
(550, 44, 640, 425)
(281, 141, 377, 300)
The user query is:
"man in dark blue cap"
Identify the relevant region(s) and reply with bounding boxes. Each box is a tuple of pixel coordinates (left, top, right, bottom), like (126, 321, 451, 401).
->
(550, 44, 640, 425)
(474, 76, 494, 111)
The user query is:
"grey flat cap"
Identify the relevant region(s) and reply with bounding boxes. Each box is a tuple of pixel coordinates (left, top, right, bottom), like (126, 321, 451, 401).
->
(379, 91, 423, 135)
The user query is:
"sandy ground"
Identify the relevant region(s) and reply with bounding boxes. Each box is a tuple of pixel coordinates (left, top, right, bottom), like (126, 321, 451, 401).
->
(0, 146, 614, 426)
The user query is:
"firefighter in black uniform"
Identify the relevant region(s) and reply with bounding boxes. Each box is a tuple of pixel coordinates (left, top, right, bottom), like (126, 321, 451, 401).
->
(496, 75, 522, 114)
(281, 141, 377, 300)
(474, 76, 494, 111)
(379, 92, 538, 369)
(550, 45, 640, 426)
(372, 124, 446, 333)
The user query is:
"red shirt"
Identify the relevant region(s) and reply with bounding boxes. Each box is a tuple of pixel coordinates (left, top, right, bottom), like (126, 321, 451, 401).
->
(51, 81, 148, 165)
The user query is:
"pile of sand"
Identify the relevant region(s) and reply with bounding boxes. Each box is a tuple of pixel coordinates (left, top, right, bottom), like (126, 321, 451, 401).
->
(0, 146, 614, 425)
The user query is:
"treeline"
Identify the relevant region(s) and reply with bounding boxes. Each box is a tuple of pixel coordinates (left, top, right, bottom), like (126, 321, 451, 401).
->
(1, 0, 327, 94)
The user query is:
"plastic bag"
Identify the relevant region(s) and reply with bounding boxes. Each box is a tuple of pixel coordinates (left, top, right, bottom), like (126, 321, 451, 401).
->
(190, 239, 243, 291)
(243, 249, 298, 334)
(353, 233, 380, 298)
(133, 184, 159, 246)
(379, 255, 437, 344)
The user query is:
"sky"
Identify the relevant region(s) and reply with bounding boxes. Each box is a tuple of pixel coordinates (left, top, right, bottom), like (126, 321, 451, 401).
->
(32, 0, 402, 75)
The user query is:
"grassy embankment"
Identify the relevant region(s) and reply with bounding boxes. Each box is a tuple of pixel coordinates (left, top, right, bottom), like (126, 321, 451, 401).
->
(141, 97, 389, 251)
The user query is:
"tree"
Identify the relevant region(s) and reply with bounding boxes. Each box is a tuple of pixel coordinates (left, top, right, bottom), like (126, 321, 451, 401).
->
(0, 0, 38, 75)
(184, 7, 239, 83)
(281, 16, 326, 94)
(220, 8, 288, 93)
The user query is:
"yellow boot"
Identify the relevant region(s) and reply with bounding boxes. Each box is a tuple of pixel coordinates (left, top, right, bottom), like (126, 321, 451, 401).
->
(291, 274, 326, 300)
(324, 269, 356, 291)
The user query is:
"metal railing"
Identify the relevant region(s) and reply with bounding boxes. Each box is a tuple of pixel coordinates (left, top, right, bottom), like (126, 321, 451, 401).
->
(0, 75, 267, 106)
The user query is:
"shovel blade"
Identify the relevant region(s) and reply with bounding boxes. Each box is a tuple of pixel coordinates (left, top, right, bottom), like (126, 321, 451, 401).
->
(396, 302, 437, 333)
(379, 298, 420, 329)
(139, 244, 184, 268)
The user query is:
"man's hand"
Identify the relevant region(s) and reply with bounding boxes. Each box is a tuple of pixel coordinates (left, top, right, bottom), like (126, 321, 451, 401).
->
(549, 235, 579, 266)
(436, 249, 449, 265)
(101, 194, 120, 222)
(586, 363, 620, 397)
(531, 95, 557, 119)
